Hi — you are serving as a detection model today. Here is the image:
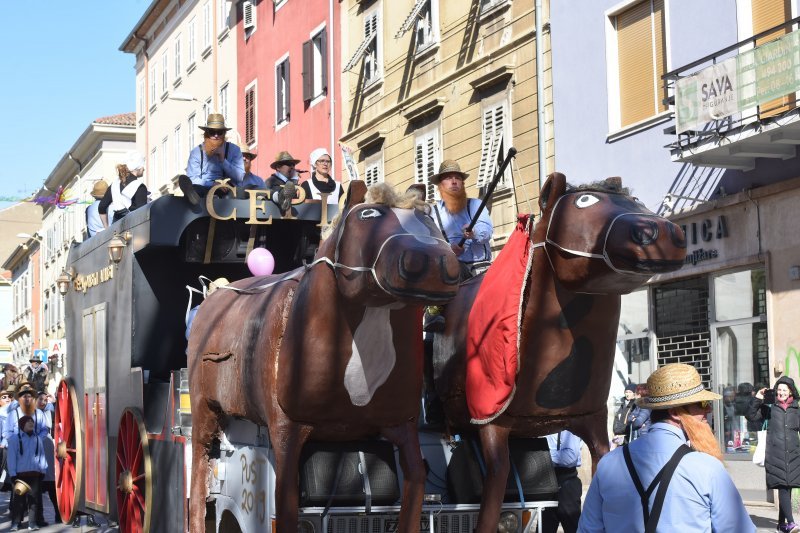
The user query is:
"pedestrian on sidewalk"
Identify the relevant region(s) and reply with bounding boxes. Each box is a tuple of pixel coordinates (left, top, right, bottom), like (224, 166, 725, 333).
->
(7, 415, 47, 531)
(746, 376, 800, 533)
(543, 430, 582, 533)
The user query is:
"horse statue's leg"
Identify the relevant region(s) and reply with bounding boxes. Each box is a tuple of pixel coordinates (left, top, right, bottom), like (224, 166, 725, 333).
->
(188, 396, 220, 533)
(475, 424, 512, 533)
(380, 421, 425, 533)
(268, 416, 313, 533)
(569, 406, 610, 473)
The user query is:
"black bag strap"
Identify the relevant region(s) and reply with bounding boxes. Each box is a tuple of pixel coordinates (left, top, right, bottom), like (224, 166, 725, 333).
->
(623, 444, 693, 532)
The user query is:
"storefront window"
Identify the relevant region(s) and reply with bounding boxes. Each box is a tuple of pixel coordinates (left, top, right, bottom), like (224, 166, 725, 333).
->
(617, 289, 651, 384)
(714, 270, 766, 321)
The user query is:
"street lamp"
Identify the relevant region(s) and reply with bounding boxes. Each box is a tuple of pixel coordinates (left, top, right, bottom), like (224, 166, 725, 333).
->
(108, 231, 132, 265)
(56, 268, 74, 296)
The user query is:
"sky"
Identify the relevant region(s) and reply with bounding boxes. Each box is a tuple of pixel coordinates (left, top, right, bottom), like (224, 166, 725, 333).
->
(0, 1, 152, 211)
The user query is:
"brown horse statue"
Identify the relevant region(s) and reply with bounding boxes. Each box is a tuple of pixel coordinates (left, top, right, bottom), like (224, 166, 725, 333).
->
(433, 173, 686, 532)
(187, 182, 461, 533)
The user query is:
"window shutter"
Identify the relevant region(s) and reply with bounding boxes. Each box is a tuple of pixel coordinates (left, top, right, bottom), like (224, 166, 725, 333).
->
(276, 63, 284, 122)
(243, 0, 255, 30)
(415, 140, 426, 195)
(245, 87, 255, 145)
(302, 39, 314, 102)
(752, 0, 793, 115)
(320, 29, 328, 93)
(285, 59, 291, 119)
(477, 107, 495, 187)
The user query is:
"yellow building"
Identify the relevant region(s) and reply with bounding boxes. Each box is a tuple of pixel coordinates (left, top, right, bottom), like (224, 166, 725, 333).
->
(340, 0, 551, 246)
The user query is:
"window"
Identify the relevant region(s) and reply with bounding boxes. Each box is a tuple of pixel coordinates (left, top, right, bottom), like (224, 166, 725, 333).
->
(397, 0, 438, 52)
(174, 125, 182, 175)
(414, 123, 440, 202)
(138, 78, 145, 117)
(149, 66, 157, 105)
(218, 0, 229, 34)
(609, 0, 667, 129)
(203, 1, 212, 50)
(162, 137, 169, 184)
(303, 27, 327, 102)
(477, 100, 510, 188)
(161, 51, 168, 94)
(243, 0, 257, 35)
(343, 8, 381, 85)
(219, 83, 229, 121)
(481, 0, 510, 14)
(188, 17, 197, 66)
(365, 151, 383, 186)
(174, 35, 182, 79)
(276, 56, 290, 125)
(245, 83, 257, 145)
(203, 98, 212, 122)
(188, 113, 196, 149)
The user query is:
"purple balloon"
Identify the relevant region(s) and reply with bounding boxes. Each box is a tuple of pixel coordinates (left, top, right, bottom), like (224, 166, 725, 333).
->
(247, 248, 275, 276)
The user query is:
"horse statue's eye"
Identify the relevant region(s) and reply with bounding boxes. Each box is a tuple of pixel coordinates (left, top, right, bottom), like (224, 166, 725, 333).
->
(359, 208, 383, 220)
(575, 194, 600, 208)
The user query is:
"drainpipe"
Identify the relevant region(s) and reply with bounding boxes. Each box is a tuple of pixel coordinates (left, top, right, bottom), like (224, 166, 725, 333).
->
(134, 32, 151, 187)
(534, 0, 547, 186)
(329, 0, 336, 177)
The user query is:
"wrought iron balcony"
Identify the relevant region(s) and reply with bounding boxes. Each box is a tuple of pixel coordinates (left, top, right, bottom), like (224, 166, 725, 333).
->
(664, 16, 800, 170)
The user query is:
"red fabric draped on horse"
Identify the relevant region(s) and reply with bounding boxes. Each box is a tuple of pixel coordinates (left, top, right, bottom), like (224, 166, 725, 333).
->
(187, 182, 461, 533)
(433, 172, 687, 532)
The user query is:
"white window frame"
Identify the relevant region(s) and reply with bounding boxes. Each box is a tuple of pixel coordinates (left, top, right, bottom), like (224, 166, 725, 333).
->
(174, 35, 182, 82)
(480, 0, 512, 17)
(309, 23, 327, 104)
(604, 0, 672, 135)
(477, 96, 512, 189)
(188, 113, 196, 149)
(363, 7, 383, 87)
(275, 53, 290, 128)
(151, 148, 158, 186)
(149, 65, 157, 109)
(365, 151, 384, 186)
(137, 78, 145, 117)
(203, 1, 212, 52)
(161, 51, 169, 96)
(161, 137, 169, 186)
(219, 82, 229, 123)
(243, 0, 257, 36)
(203, 98, 213, 122)
(218, 0, 229, 35)
(244, 80, 258, 146)
(416, 0, 439, 54)
(188, 17, 197, 67)
(174, 124, 183, 176)
(414, 121, 441, 202)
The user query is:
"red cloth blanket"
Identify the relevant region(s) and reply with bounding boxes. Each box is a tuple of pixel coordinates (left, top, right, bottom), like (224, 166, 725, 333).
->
(466, 215, 533, 423)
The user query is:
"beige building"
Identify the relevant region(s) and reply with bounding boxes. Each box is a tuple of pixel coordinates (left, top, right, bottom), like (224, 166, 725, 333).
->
(340, 0, 551, 244)
(120, 0, 239, 197)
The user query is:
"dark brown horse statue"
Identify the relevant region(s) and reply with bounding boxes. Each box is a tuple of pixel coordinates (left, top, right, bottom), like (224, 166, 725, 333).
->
(187, 182, 461, 533)
(433, 173, 686, 532)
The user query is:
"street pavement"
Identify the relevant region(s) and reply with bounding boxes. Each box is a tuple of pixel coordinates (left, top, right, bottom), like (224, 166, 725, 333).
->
(0, 489, 116, 532)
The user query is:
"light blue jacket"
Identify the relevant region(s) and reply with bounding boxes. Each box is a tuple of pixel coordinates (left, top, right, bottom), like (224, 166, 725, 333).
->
(3, 407, 49, 444)
(579, 422, 755, 532)
(433, 198, 493, 263)
(186, 143, 245, 188)
(7, 431, 47, 476)
(546, 430, 582, 468)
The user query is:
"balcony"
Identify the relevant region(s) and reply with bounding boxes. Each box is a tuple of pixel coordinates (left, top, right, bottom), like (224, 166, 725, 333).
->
(664, 17, 800, 171)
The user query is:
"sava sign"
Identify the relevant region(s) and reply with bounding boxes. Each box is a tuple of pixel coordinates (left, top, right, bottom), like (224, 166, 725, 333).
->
(676, 57, 738, 133)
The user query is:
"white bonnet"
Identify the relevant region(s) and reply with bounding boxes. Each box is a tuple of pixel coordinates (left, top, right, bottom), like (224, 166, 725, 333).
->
(309, 147, 331, 168)
(125, 151, 146, 172)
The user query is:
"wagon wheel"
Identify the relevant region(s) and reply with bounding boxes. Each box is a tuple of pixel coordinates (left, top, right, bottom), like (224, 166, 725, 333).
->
(55, 378, 83, 524)
(115, 408, 152, 533)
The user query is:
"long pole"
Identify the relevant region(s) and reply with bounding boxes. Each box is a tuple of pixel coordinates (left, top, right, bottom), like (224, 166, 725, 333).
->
(457, 146, 517, 247)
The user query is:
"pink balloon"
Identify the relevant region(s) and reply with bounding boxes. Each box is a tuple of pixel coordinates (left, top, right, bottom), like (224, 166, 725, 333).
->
(247, 248, 275, 276)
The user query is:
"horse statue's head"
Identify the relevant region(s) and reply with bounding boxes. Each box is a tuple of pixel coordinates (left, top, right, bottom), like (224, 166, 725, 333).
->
(536, 172, 686, 294)
(320, 182, 461, 307)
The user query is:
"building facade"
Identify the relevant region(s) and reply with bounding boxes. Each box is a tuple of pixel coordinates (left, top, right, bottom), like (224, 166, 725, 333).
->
(340, 0, 551, 244)
(121, 0, 239, 196)
(236, 0, 342, 181)
(551, 0, 800, 501)
(3, 237, 40, 367)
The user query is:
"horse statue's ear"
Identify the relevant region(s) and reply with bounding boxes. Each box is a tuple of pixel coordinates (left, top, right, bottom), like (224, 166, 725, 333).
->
(539, 172, 567, 212)
(343, 180, 368, 210)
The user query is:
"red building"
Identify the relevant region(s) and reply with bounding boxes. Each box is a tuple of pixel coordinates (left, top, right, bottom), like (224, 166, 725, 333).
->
(237, 0, 342, 181)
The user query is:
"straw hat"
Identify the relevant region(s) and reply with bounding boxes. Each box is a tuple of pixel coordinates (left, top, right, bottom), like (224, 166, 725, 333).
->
(91, 180, 109, 199)
(431, 160, 469, 185)
(16, 383, 36, 399)
(13, 479, 31, 496)
(637, 363, 721, 410)
(242, 147, 257, 160)
(199, 113, 232, 132)
(270, 151, 301, 170)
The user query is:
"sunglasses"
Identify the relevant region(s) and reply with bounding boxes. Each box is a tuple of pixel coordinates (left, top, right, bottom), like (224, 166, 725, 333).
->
(316, 159, 332, 164)
(206, 130, 225, 138)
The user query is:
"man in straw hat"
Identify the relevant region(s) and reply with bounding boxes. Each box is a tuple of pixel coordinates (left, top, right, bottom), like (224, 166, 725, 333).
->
(179, 113, 245, 205)
(85, 180, 108, 238)
(7, 414, 47, 531)
(579, 363, 754, 532)
(238, 147, 264, 198)
(423, 159, 493, 332)
(265, 151, 302, 212)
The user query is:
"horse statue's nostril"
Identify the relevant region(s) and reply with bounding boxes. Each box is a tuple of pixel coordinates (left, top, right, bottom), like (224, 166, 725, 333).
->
(398, 249, 428, 282)
(440, 255, 461, 285)
(669, 223, 687, 249)
(631, 220, 659, 246)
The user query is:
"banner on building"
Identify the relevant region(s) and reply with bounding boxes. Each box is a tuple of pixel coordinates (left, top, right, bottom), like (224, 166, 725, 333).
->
(339, 143, 360, 183)
(675, 30, 800, 134)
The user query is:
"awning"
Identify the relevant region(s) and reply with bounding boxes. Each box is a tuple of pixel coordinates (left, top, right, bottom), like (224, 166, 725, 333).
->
(343, 32, 377, 72)
(395, 0, 426, 39)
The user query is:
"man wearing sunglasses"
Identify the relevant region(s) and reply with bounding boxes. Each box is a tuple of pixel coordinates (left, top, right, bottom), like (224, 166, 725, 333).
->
(179, 114, 245, 205)
(579, 363, 754, 532)
(265, 151, 302, 212)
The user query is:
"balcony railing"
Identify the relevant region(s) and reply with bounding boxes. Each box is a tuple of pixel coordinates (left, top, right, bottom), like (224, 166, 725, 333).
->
(663, 16, 800, 169)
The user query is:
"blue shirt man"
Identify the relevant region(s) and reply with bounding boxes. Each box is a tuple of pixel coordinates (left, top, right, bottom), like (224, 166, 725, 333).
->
(180, 114, 244, 204)
(543, 431, 583, 533)
(579, 363, 755, 533)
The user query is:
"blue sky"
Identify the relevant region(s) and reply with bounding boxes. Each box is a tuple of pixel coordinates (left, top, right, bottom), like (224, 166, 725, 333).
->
(0, 1, 151, 210)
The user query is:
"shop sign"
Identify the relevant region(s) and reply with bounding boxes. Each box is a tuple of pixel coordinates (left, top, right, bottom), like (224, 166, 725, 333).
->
(681, 215, 729, 266)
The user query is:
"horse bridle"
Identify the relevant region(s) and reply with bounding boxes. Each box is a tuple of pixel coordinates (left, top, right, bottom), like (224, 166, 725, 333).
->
(531, 193, 661, 276)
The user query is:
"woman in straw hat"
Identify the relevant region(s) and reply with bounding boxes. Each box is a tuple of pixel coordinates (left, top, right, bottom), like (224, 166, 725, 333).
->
(85, 180, 108, 238)
(579, 363, 754, 532)
(7, 415, 47, 530)
(746, 376, 800, 533)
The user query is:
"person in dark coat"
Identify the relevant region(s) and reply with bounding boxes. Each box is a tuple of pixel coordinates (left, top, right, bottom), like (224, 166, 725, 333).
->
(746, 376, 800, 533)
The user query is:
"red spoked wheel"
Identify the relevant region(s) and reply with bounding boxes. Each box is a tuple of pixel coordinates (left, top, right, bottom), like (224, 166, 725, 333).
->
(115, 408, 152, 533)
(55, 379, 83, 524)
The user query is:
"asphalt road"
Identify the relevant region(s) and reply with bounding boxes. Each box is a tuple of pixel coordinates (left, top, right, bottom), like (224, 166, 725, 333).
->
(0, 489, 116, 532)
